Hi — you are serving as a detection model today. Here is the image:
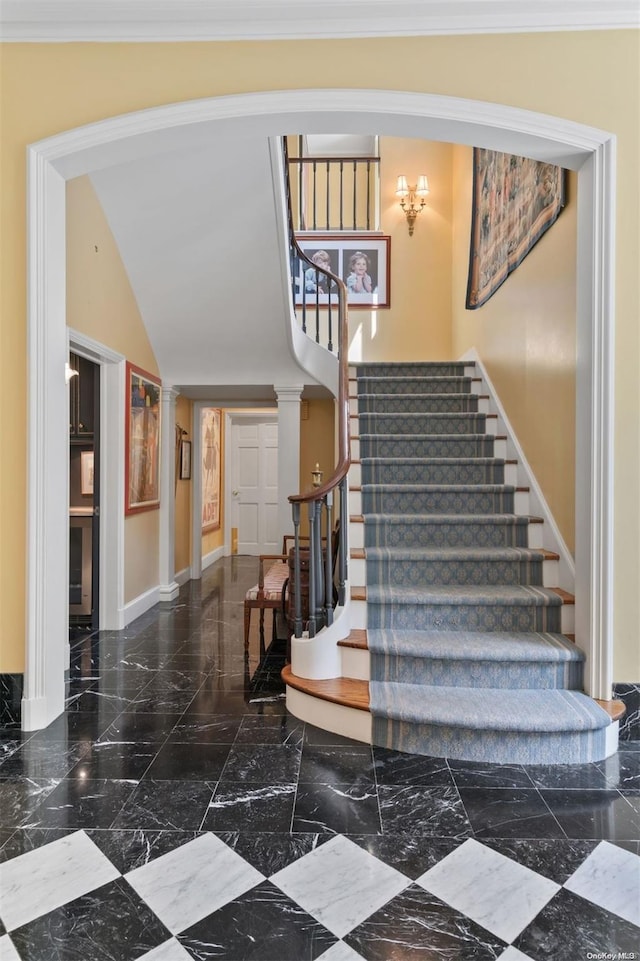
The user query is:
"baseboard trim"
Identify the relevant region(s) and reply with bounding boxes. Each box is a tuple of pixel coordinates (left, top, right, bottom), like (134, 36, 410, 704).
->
(121, 586, 160, 627)
(202, 546, 225, 571)
(175, 566, 192, 587)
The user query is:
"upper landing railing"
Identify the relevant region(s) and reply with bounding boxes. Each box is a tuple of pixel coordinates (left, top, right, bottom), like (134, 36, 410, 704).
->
(282, 137, 350, 639)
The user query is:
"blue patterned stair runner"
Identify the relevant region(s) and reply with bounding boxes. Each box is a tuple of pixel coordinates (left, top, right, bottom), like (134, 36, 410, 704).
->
(356, 361, 611, 764)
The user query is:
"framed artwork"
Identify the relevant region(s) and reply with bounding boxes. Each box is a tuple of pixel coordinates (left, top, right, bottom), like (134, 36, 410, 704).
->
(466, 148, 566, 309)
(125, 362, 161, 515)
(80, 450, 94, 496)
(179, 439, 192, 480)
(201, 408, 221, 532)
(294, 233, 391, 309)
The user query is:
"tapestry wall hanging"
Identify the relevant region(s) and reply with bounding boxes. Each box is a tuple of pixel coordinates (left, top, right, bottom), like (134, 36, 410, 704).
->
(125, 362, 161, 515)
(466, 148, 566, 309)
(201, 407, 221, 532)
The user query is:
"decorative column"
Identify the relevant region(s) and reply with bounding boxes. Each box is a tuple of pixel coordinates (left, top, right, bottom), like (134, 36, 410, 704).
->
(159, 386, 180, 602)
(274, 385, 304, 536)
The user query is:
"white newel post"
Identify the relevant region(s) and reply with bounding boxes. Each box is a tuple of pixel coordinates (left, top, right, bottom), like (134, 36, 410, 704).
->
(159, 386, 180, 602)
(275, 385, 304, 536)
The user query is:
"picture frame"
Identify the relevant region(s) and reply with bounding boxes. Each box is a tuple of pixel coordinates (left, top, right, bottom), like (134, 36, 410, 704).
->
(295, 233, 391, 309)
(125, 361, 161, 515)
(201, 408, 221, 532)
(466, 148, 566, 309)
(179, 439, 192, 480)
(80, 450, 94, 496)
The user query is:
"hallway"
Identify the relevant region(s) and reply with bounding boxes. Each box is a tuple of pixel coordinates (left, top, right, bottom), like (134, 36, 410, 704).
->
(0, 557, 638, 960)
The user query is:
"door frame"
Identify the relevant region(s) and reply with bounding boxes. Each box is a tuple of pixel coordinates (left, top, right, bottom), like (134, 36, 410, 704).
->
(24, 89, 615, 729)
(224, 410, 279, 557)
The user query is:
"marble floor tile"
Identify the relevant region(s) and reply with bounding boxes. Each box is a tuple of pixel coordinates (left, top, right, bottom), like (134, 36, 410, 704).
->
(448, 759, 536, 790)
(523, 761, 611, 791)
(317, 942, 366, 961)
(9, 878, 170, 961)
(346, 834, 463, 880)
(136, 938, 194, 961)
(563, 839, 640, 925)
(300, 745, 376, 785)
(457, 787, 566, 839)
(234, 714, 304, 746)
(166, 714, 243, 744)
(540, 788, 640, 840)
(513, 887, 640, 961)
(596, 750, 640, 792)
(272, 834, 409, 938)
(373, 747, 454, 787)
(87, 829, 206, 874)
(0, 830, 120, 931)
(226, 832, 332, 876)
(0, 741, 90, 779)
(496, 948, 535, 961)
(221, 743, 302, 782)
(0, 777, 60, 828)
(481, 837, 599, 885)
(178, 879, 337, 961)
(202, 782, 297, 833)
(378, 785, 472, 839)
(35, 777, 138, 829)
(29, 710, 116, 742)
(125, 833, 264, 935)
(293, 782, 382, 835)
(112, 779, 215, 831)
(417, 838, 560, 942)
(0, 935, 21, 961)
(67, 741, 156, 780)
(142, 741, 231, 780)
(344, 884, 507, 961)
(0, 828, 80, 864)
(98, 712, 183, 744)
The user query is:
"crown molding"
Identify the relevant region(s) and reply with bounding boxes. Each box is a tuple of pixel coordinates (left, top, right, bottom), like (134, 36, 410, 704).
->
(1, 0, 638, 42)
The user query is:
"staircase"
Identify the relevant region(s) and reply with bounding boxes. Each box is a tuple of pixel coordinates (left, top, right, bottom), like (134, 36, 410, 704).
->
(284, 360, 619, 765)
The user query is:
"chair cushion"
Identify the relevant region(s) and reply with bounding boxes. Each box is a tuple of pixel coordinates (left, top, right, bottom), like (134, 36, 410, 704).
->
(245, 561, 289, 601)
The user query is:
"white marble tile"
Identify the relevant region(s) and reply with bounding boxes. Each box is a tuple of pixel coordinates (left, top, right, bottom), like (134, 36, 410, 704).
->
(0, 830, 120, 932)
(497, 948, 535, 961)
(271, 835, 408, 939)
(0, 935, 21, 961)
(135, 938, 194, 961)
(124, 833, 264, 935)
(417, 838, 560, 943)
(564, 840, 640, 926)
(318, 941, 366, 961)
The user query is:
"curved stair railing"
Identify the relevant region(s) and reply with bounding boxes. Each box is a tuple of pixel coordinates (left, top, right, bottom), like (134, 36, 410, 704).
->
(282, 138, 351, 639)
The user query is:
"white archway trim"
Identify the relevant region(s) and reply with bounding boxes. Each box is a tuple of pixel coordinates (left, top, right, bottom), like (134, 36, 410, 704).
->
(2, 0, 638, 42)
(26, 89, 616, 731)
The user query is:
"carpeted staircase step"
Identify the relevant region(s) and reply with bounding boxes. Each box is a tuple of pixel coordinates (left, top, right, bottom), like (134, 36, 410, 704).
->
(361, 483, 515, 515)
(369, 683, 612, 764)
(361, 457, 506, 485)
(364, 546, 545, 586)
(359, 434, 497, 458)
(357, 392, 479, 414)
(358, 411, 487, 435)
(364, 513, 531, 548)
(354, 375, 474, 395)
(368, 628, 584, 689)
(366, 584, 563, 632)
(355, 361, 472, 378)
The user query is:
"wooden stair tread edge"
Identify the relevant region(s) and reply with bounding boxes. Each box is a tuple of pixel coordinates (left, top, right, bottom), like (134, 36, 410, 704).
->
(282, 666, 370, 711)
(549, 588, 575, 604)
(594, 698, 626, 721)
(337, 629, 368, 650)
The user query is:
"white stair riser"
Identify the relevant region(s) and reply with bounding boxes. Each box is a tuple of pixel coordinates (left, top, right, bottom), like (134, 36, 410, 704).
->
(505, 463, 518, 485)
(340, 645, 370, 681)
(514, 491, 529, 514)
(286, 687, 372, 744)
(561, 603, 575, 634)
(350, 490, 362, 514)
(350, 463, 362, 486)
(350, 599, 368, 629)
(528, 523, 543, 548)
(350, 522, 364, 549)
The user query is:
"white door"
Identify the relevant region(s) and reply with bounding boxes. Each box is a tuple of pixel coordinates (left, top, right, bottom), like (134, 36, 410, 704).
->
(230, 417, 279, 555)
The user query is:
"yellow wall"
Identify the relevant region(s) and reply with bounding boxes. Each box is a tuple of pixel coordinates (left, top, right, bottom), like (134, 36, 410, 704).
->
(66, 175, 161, 607)
(1, 31, 638, 678)
(452, 149, 578, 552)
(174, 394, 193, 575)
(300, 398, 337, 498)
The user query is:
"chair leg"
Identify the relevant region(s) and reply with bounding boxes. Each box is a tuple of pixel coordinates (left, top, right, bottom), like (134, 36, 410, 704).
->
(259, 609, 266, 656)
(244, 602, 251, 653)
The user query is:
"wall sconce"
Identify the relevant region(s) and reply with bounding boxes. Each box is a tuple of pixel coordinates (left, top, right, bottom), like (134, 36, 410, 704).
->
(395, 174, 430, 236)
(311, 463, 323, 488)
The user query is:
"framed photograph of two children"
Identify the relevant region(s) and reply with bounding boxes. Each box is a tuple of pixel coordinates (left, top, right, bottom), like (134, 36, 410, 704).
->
(294, 234, 391, 309)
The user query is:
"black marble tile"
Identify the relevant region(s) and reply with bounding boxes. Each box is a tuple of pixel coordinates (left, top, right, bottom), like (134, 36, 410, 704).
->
(66, 742, 156, 780)
(348, 834, 464, 880)
(136, 668, 207, 694)
(303, 723, 367, 747)
(540, 788, 640, 840)
(167, 714, 243, 744)
(482, 837, 600, 884)
(87, 828, 205, 874)
(344, 884, 507, 961)
(226, 832, 333, 877)
(64, 689, 135, 715)
(98, 712, 182, 744)
(10, 878, 170, 961)
(221, 743, 302, 783)
(373, 747, 455, 787)
(448, 758, 537, 790)
(234, 714, 304, 746)
(0, 777, 60, 827)
(111, 779, 215, 831)
(178, 879, 337, 960)
(142, 741, 231, 780)
(29, 710, 117, 742)
(127, 688, 197, 713)
(202, 782, 297, 833)
(524, 760, 612, 791)
(596, 750, 640, 792)
(299, 744, 376, 786)
(614, 682, 640, 742)
(0, 827, 77, 863)
(0, 740, 91, 779)
(293, 782, 382, 835)
(457, 787, 566, 839)
(0, 673, 23, 727)
(34, 777, 138, 829)
(514, 887, 640, 961)
(378, 785, 472, 840)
